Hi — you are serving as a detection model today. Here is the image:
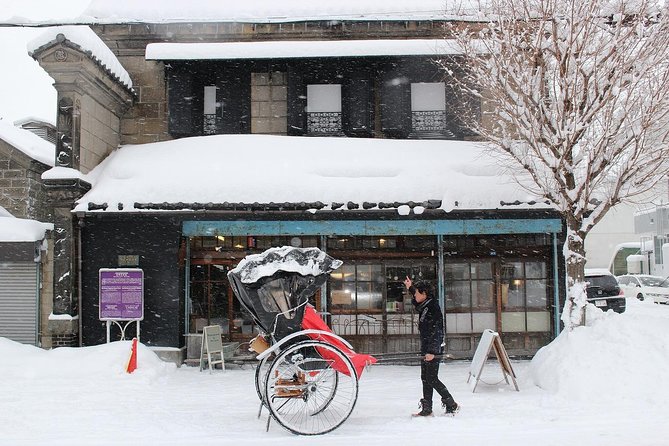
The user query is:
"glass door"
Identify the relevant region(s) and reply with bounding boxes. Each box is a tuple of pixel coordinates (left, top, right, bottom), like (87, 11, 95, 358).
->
(189, 261, 237, 339)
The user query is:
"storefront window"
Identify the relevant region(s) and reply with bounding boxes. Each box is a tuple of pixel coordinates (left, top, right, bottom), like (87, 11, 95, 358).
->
(445, 262, 494, 311)
(329, 261, 435, 338)
(330, 264, 383, 313)
(501, 260, 549, 332)
(444, 261, 495, 333)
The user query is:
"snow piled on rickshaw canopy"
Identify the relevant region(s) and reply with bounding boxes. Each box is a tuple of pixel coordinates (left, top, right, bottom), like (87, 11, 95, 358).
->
(230, 246, 343, 284)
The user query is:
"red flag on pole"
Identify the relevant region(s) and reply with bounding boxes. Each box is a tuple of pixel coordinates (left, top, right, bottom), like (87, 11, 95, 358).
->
(126, 338, 138, 373)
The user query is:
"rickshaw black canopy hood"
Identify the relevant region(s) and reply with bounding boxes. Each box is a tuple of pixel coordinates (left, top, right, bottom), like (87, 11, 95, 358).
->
(227, 246, 342, 337)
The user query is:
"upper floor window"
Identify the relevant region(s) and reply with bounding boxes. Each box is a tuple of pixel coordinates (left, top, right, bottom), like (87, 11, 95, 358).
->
(203, 85, 219, 135)
(166, 59, 475, 140)
(306, 84, 342, 135)
(411, 82, 446, 135)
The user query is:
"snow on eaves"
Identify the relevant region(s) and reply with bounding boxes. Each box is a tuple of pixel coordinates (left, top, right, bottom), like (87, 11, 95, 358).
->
(27, 26, 133, 91)
(13, 116, 56, 128)
(0, 1, 485, 25)
(79, 0, 484, 24)
(0, 119, 54, 166)
(146, 39, 464, 60)
(73, 134, 552, 214)
(0, 207, 53, 242)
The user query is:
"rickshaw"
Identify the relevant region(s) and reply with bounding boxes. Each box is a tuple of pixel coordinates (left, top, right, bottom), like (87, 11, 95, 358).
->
(227, 246, 376, 435)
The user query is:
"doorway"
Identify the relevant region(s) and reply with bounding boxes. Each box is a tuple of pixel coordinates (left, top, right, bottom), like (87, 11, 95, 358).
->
(189, 260, 256, 340)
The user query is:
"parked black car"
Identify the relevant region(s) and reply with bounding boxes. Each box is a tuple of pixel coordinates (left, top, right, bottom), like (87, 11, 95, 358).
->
(584, 268, 626, 313)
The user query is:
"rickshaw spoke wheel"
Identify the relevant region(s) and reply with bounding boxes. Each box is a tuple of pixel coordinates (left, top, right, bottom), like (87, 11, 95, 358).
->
(264, 340, 358, 435)
(254, 355, 272, 407)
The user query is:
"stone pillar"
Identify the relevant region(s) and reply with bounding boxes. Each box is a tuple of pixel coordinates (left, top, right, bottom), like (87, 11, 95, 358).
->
(48, 92, 86, 347)
(55, 96, 81, 169)
(44, 180, 90, 347)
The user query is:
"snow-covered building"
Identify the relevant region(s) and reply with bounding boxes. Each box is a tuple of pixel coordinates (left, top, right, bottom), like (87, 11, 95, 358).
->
(0, 120, 54, 346)
(26, 0, 566, 359)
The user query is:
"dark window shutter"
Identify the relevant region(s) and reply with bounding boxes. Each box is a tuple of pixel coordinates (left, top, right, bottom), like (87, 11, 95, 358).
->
(380, 76, 411, 138)
(287, 67, 307, 136)
(218, 67, 251, 134)
(343, 76, 373, 137)
(167, 67, 194, 136)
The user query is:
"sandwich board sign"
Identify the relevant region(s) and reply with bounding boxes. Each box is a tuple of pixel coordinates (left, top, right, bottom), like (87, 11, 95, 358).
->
(200, 325, 226, 372)
(467, 329, 519, 392)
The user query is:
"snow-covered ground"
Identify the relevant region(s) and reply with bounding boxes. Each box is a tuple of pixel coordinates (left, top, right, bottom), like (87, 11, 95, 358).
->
(1, 298, 668, 446)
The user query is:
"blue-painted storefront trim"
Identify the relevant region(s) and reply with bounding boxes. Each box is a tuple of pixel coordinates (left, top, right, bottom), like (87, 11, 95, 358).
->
(182, 218, 562, 236)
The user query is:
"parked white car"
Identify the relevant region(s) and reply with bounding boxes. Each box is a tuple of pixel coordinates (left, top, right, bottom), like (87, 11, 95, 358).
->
(616, 274, 669, 304)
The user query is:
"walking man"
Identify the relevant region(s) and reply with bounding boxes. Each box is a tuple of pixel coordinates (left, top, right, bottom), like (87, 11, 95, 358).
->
(404, 276, 459, 417)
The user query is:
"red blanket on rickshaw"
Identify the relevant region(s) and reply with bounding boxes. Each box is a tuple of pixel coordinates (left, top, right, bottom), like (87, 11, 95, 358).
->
(301, 305, 377, 378)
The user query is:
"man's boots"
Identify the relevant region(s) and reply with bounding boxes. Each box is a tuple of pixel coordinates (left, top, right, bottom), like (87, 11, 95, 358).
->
(441, 396, 460, 415)
(412, 398, 433, 417)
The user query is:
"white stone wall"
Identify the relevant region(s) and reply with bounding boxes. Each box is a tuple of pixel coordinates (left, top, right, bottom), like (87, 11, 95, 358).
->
(251, 71, 287, 135)
(79, 95, 121, 173)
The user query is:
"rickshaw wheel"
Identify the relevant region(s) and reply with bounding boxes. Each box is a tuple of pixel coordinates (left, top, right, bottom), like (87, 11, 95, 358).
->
(254, 354, 272, 407)
(263, 340, 359, 435)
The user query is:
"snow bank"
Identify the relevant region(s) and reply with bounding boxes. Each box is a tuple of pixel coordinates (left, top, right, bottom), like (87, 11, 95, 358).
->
(530, 299, 669, 405)
(0, 339, 176, 381)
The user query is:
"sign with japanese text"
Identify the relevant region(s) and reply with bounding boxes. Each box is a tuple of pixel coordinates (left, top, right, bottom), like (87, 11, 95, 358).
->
(99, 268, 144, 321)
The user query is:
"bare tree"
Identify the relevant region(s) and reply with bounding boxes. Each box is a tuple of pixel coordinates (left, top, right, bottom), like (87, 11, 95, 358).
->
(444, 0, 669, 328)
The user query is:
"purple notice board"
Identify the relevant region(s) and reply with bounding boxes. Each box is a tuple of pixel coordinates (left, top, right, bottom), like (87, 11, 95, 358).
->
(99, 268, 144, 321)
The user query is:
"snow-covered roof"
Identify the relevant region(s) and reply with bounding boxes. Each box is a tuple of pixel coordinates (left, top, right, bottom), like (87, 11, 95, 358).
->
(27, 26, 133, 91)
(0, 208, 53, 242)
(13, 116, 56, 128)
(0, 206, 12, 218)
(79, 1, 481, 24)
(0, 1, 485, 25)
(146, 39, 463, 60)
(0, 119, 54, 166)
(72, 134, 551, 214)
(585, 268, 614, 277)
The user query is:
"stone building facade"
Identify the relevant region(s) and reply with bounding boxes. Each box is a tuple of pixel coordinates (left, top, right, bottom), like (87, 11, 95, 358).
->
(0, 139, 51, 222)
(29, 32, 134, 346)
(28, 12, 566, 357)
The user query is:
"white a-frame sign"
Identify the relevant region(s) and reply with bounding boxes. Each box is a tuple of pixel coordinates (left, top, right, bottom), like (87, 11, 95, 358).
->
(200, 325, 226, 373)
(467, 329, 519, 392)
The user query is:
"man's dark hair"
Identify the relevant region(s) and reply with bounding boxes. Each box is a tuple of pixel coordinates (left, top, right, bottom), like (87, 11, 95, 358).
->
(412, 280, 432, 297)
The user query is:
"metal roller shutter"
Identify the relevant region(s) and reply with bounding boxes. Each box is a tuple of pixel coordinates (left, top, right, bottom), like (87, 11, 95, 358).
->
(0, 262, 38, 345)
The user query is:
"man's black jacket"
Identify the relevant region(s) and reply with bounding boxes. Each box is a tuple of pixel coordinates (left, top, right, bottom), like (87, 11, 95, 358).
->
(413, 297, 445, 356)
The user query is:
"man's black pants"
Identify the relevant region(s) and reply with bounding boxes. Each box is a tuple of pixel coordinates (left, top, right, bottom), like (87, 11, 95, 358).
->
(421, 358, 453, 404)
